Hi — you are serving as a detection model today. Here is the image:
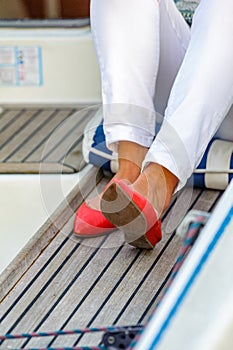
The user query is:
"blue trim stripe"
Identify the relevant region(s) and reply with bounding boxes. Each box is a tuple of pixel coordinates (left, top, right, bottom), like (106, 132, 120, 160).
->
(38, 46, 43, 86)
(148, 205, 233, 350)
(14, 46, 19, 85)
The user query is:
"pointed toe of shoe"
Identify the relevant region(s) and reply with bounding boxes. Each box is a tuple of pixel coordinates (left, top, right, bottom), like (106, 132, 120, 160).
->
(74, 202, 116, 237)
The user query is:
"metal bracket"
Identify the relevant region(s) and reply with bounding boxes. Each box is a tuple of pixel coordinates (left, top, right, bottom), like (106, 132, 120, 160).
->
(101, 325, 143, 350)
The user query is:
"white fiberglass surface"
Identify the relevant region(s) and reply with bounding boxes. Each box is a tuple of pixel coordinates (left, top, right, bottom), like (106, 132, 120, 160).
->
(0, 167, 90, 273)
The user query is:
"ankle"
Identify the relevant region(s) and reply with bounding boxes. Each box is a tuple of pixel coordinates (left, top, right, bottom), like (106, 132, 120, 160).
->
(135, 163, 178, 216)
(161, 166, 178, 200)
(116, 159, 141, 183)
(116, 141, 148, 183)
(118, 141, 148, 167)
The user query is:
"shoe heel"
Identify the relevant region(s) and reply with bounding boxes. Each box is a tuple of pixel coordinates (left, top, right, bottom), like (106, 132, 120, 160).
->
(101, 180, 162, 249)
(128, 220, 162, 250)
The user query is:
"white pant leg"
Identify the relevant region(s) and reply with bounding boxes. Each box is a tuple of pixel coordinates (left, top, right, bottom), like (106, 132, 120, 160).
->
(90, 0, 190, 152)
(145, 0, 233, 190)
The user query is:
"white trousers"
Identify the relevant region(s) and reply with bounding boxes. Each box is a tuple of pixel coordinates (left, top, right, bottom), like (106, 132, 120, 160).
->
(91, 0, 233, 190)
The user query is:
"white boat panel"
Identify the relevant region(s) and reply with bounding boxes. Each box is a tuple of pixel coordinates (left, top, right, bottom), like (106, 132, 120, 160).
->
(0, 27, 101, 105)
(0, 166, 90, 273)
(135, 180, 233, 350)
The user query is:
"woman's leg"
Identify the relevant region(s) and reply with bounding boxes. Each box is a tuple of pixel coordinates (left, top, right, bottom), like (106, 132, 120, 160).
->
(76, 0, 190, 237)
(90, 0, 190, 184)
(142, 0, 233, 199)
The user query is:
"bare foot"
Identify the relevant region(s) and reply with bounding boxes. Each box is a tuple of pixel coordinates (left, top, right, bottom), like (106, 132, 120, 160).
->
(132, 163, 178, 218)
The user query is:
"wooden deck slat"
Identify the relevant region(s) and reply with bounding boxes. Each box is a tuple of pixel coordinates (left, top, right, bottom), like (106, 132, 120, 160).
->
(0, 107, 95, 173)
(26, 110, 78, 162)
(0, 222, 74, 318)
(4, 109, 60, 162)
(0, 234, 124, 335)
(20, 109, 74, 162)
(62, 189, 204, 347)
(0, 109, 38, 150)
(162, 187, 202, 235)
(22, 108, 94, 173)
(191, 189, 221, 212)
(73, 239, 182, 348)
(62, 143, 85, 172)
(42, 108, 95, 163)
(2, 110, 57, 162)
(69, 190, 221, 348)
(5, 241, 141, 348)
(0, 110, 23, 133)
(0, 162, 75, 174)
(20, 242, 132, 348)
(136, 189, 222, 334)
(0, 239, 109, 348)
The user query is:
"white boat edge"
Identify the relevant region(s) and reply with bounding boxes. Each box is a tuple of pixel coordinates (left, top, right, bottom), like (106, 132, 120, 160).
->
(136, 180, 233, 350)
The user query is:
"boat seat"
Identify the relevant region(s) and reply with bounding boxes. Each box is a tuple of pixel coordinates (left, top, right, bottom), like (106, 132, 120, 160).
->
(82, 110, 233, 191)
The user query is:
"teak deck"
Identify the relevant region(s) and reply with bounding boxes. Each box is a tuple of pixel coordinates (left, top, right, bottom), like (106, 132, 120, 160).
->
(0, 106, 97, 174)
(0, 108, 223, 349)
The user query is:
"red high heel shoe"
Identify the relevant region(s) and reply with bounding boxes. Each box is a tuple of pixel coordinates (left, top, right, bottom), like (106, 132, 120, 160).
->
(74, 201, 116, 237)
(100, 180, 162, 249)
